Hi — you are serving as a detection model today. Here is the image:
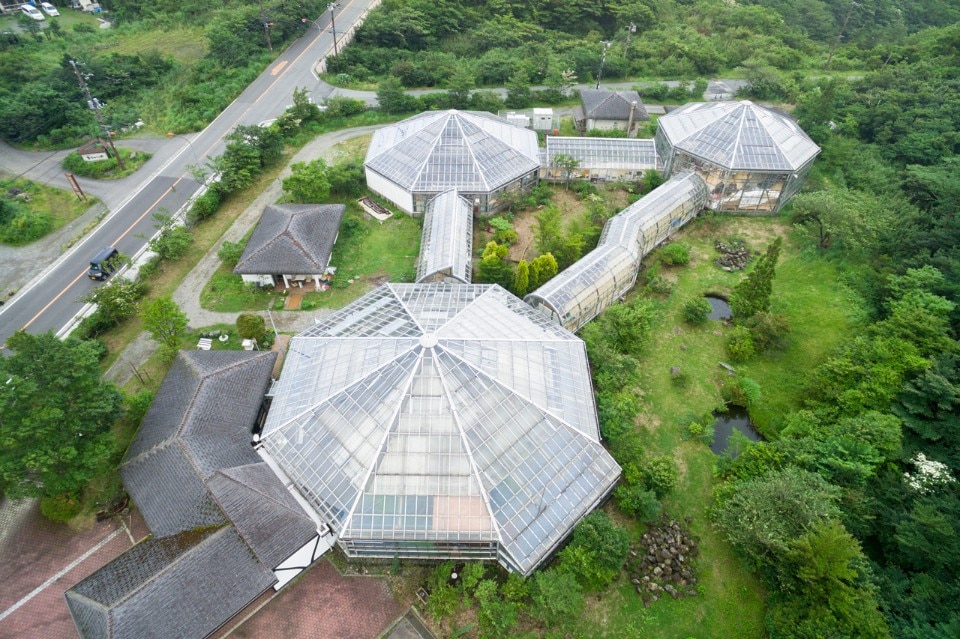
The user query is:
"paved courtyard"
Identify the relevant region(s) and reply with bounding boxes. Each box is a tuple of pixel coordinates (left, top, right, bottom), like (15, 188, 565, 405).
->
(0, 499, 149, 639)
(228, 560, 406, 639)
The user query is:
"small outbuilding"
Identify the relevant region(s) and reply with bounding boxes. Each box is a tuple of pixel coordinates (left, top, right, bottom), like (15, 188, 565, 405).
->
(542, 136, 658, 182)
(233, 203, 345, 289)
(575, 89, 649, 137)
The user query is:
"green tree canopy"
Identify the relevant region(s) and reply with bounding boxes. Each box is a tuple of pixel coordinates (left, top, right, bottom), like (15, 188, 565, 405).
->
(140, 296, 188, 356)
(0, 332, 123, 500)
(282, 159, 332, 203)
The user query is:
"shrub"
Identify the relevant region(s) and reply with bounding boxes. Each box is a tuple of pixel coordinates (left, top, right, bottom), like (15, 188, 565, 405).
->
(217, 240, 245, 267)
(187, 189, 222, 225)
(745, 311, 790, 352)
(495, 228, 519, 245)
(684, 419, 715, 446)
(40, 493, 82, 522)
(726, 325, 756, 362)
(640, 455, 679, 498)
(236, 314, 266, 341)
(614, 483, 661, 521)
(125, 390, 155, 427)
(660, 242, 690, 266)
(683, 297, 713, 324)
(530, 569, 584, 625)
(0, 210, 52, 245)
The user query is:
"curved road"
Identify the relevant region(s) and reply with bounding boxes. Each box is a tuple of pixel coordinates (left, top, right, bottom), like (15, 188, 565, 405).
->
(0, 0, 378, 349)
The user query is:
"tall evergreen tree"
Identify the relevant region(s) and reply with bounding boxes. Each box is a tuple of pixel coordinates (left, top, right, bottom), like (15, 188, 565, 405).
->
(730, 237, 782, 319)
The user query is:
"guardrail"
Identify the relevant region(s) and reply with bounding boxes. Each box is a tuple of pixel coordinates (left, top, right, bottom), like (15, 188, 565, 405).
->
(315, 0, 381, 75)
(56, 175, 219, 339)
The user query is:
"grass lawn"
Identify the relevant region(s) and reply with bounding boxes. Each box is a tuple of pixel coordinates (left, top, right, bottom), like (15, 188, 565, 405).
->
(301, 205, 421, 310)
(0, 177, 98, 245)
(570, 213, 865, 638)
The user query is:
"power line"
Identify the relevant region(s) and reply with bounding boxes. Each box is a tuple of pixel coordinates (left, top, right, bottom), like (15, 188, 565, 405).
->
(68, 59, 125, 171)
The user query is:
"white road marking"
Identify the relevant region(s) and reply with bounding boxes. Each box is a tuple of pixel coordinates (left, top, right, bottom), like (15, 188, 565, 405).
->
(0, 527, 124, 622)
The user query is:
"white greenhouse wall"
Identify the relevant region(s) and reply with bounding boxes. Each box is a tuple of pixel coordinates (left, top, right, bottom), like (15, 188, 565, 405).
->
(365, 169, 414, 215)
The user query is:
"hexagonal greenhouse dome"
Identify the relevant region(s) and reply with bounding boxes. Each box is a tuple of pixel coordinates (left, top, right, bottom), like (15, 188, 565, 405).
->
(364, 110, 541, 216)
(257, 283, 620, 575)
(655, 100, 820, 212)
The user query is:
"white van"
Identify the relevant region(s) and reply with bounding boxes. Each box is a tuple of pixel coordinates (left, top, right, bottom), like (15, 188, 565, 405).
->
(20, 5, 46, 20)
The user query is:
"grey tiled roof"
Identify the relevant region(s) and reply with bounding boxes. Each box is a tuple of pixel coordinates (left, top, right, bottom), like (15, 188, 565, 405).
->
(120, 350, 278, 537)
(580, 89, 649, 121)
(65, 526, 275, 639)
(234, 204, 345, 275)
(208, 463, 318, 568)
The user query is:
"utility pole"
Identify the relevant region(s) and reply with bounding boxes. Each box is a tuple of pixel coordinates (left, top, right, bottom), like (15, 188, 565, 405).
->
(328, 3, 339, 56)
(257, 0, 273, 52)
(825, 1, 858, 71)
(595, 41, 612, 90)
(69, 59, 124, 171)
(625, 23, 636, 53)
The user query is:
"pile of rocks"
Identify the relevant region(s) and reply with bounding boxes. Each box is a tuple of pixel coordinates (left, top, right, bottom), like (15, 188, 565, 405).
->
(714, 240, 751, 271)
(627, 516, 700, 607)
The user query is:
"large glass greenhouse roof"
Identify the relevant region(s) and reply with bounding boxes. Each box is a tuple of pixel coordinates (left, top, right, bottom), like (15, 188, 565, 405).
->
(259, 283, 620, 575)
(416, 190, 474, 284)
(544, 136, 658, 171)
(658, 101, 820, 171)
(365, 110, 541, 193)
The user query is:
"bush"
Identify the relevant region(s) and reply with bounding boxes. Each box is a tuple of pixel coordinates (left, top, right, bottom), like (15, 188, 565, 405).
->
(187, 189, 222, 225)
(531, 569, 584, 626)
(684, 419, 715, 446)
(726, 325, 756, 362)
(40, 493, 82, 522)
(495, 228, 519, 245)
(683, 297, 713, 324)
(125, 390, 155, 426)
(217, 240, 245, 267)
(236, 314, 266, 341)
(660, 242, 690, 266)
(745, 311, 790, 352)
(639, 455, 679, 498)
(614, 483, 661, 521)
(0, 210, 52, 245)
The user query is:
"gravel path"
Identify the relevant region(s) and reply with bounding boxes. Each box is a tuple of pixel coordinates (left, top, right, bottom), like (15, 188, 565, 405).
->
(105, 124, 385, 386)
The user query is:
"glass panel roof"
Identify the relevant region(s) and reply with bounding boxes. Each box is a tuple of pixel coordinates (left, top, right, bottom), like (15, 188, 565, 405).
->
(416, 190, 474, 284)
(528, 173, 707, 329)
(657, 101, 820, 171)
(545, 136, 658, 171)
(260, 283, 619, 574)
(365, 110, 541, 193)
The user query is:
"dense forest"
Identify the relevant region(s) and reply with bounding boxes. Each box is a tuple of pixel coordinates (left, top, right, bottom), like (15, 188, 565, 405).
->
(0, 0, 333, 146)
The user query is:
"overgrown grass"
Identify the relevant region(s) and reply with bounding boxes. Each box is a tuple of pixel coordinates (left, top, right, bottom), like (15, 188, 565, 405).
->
(300, 206, 421, 310)
(200, 266, 278, 313)
(62, 147, 151, 180)
(105, 24, 208, 65)
(573, 214, 866, 638)
(0, 177, 98, 245)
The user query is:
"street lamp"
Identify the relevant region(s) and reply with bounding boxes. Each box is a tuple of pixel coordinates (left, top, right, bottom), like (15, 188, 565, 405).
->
(595, 41, 612, 90)
(166, 132, 200, 163)
(328, 3, 339, 57)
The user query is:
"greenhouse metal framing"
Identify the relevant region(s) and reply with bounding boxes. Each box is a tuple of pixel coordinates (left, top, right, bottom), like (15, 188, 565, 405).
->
(364, 110, 541, 215)
(416, 189, 474, 284)
(525, 172, 708, 331)
(542, 136, 658, 182)
(257, 283, 621, 575)
(655, 100, 820, 213)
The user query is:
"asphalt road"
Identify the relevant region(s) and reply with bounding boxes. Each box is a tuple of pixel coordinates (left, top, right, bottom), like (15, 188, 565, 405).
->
(0, 0, 378, 348)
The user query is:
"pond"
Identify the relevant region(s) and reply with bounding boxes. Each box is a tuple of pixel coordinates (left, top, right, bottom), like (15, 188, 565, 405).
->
(711, 405, 763, 456)
(705, 295, 732, 321)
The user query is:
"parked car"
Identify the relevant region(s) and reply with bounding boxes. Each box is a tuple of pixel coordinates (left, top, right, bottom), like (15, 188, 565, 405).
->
(20, 4, 45, 20)
(87, 247, 120, 281)
(40, 2, 60, 16)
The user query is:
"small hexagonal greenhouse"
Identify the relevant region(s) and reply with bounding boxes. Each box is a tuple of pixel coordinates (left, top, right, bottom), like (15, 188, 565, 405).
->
(655, 100, 820, 212)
